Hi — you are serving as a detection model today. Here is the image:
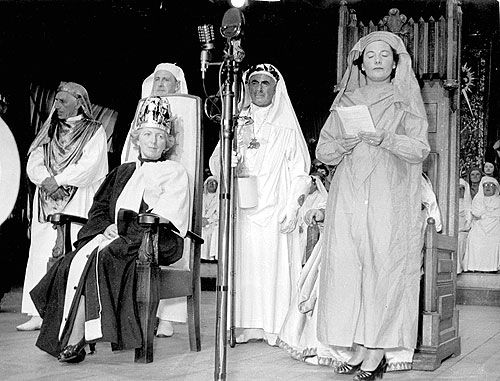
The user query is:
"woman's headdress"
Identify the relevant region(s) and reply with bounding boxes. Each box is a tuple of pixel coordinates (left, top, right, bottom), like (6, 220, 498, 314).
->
(332, 31, 425, 119)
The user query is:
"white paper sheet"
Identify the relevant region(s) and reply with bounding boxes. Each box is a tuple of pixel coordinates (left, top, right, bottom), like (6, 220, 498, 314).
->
(336, 105, 376, 135)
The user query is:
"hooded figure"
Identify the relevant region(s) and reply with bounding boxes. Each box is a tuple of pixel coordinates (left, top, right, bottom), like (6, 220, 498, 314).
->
(121, 63, 188, 164)
(209, 63, 311, 345)
(19, 82, 108, 332)
(463, 176, 500, 272)
(316, 31, 430, 374)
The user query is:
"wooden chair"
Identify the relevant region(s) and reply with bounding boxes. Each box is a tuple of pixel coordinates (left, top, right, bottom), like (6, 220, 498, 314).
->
(49, 94, 204, 363)
(415, 218, 460, 370)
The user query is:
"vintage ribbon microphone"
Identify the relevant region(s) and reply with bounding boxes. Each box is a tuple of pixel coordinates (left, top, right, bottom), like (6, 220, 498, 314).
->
(214, 7, 245, 381)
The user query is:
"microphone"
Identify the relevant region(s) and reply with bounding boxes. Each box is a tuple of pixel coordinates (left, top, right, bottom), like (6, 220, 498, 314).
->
(220, 8, 244, 40)
(198, 24, 215, 79)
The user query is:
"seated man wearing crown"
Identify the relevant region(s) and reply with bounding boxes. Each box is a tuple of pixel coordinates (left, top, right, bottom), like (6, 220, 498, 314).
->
(29, 96, 190, 363)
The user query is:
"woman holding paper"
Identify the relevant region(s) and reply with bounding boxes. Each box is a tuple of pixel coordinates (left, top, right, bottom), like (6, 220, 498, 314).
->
(315, 31, 430, 380)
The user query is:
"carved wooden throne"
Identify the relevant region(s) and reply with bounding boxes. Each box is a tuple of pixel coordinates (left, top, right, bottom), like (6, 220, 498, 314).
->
(336, 0, 462, 371)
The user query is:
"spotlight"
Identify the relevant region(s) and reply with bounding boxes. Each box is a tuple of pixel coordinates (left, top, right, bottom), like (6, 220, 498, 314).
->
(230, 0, 246, 8)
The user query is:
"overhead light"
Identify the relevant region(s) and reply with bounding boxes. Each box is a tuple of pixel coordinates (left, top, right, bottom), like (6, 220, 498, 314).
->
(230, 0, 247, 7)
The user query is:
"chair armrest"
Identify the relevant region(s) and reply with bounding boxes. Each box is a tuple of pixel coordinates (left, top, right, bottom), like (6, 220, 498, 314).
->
(48, 213, 88, 226)
(138, 213, 203, 244)
(48, 213, 88, 259)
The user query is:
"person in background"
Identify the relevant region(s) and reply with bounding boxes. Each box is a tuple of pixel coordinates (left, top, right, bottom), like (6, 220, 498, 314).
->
(18, 82, 108, 331)
(457, 178, 472, 273)
(296, 174, 328, 265)
(468, 167, 483, 200)
(121, 62, 189, 338)
(462, 176, 500, 272)
(201, 176, 219, 261)
(483, 161, 498, 180)
(316, 31, 430, 380)
(209, 63, 310, 345)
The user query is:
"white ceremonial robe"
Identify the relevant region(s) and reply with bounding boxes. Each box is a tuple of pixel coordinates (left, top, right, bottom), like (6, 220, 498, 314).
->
(201, 191, 219, 260)
(21, 127, 108, 316)
(210, 105, 310, 345)
(463, 192, 500, 272)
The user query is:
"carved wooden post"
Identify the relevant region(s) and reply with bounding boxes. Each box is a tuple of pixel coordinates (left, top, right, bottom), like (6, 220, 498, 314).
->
(135, 222, 160, 363)
(336, 0, 349, 88)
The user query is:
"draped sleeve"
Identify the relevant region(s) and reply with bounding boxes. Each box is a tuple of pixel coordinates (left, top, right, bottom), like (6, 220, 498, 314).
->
(27, 146, 51, 185)
(316, 111, 350, 166)
(379, 112, 430, 164)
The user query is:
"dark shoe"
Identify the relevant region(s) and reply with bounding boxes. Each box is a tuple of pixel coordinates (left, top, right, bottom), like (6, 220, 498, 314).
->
(58, 338, 87, 364)
(353, 357, 387, 381)
(335, 361, 362, 374)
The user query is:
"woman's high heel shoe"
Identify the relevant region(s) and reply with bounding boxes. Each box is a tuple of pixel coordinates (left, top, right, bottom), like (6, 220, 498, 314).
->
(353, 357, 387, 381)
(335, 361, 362, 374)
(58, 338, 87, 364)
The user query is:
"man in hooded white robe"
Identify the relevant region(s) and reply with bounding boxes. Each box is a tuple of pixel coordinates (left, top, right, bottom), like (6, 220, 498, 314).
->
(210, 63, 310, 345)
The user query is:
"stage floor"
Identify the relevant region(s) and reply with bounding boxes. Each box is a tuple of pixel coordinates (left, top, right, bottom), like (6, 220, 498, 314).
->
(1, 289, 499, 380)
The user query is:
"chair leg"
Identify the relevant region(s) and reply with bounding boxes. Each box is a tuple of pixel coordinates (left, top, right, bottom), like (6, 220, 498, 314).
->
(135, 262, 160, 363)
(187, 292, 201, 352)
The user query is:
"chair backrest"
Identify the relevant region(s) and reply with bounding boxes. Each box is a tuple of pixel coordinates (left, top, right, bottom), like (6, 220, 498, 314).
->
(29, 83, 118, 151)
(123, 94, 203, 270)
(167, 94, 203, 271)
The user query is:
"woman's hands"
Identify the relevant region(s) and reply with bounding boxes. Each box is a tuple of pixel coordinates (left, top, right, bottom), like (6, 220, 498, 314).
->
(338, 130, 386, 153)
(338, 135, 361, 153)
(358, 130, 387, 146)
(103, 223, 119, 240)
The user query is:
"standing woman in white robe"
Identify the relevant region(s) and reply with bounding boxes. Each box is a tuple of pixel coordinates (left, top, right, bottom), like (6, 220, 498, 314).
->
(201, 176, 219, 260)
(316, 31, 430, 379)
(463, 176, 500, 272)
(121, 63, 189, 337)
(210, 63, 310, 345)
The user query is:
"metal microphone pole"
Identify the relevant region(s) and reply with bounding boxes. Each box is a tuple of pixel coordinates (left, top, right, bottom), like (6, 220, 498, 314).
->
(214, 39, 241, 381)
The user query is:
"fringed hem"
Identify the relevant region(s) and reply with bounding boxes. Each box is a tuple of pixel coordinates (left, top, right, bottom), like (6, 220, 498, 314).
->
(276, 337, 344, 370)
(386, 361, 412, 372)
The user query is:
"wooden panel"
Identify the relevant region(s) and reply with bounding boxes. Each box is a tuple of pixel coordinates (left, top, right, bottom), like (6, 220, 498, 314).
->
(438, 294, 455, 320)
(425, 102, 438, 133)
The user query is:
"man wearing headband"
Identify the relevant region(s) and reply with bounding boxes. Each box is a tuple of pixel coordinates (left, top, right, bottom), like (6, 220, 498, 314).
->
(18, 82, 108, 331)
(209, 63, 311, 346)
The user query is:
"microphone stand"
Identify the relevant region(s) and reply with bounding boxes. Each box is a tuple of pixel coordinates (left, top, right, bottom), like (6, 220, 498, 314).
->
(214, 38, 242, 381)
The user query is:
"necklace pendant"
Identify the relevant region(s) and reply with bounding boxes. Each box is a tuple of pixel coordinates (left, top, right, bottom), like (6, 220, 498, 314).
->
(248, 138, 260, 149)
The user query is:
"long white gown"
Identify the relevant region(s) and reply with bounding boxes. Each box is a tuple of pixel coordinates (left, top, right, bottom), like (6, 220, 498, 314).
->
(463, 176, 500, 272)
(22, 125, 108, 316)
(209, 65, 310, 345)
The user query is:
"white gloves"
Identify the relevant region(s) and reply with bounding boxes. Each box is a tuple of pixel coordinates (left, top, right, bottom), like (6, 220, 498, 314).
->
(279, 206, 299, 234)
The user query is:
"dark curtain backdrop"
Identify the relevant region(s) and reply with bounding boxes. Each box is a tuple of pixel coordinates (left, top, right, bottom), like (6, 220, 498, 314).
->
(0, 0, 498, 292)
